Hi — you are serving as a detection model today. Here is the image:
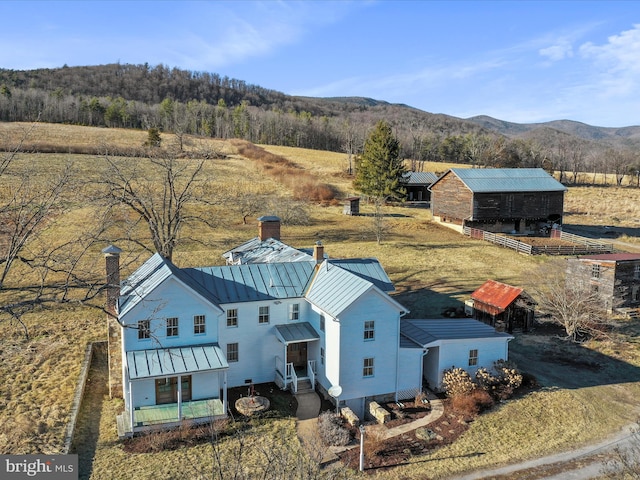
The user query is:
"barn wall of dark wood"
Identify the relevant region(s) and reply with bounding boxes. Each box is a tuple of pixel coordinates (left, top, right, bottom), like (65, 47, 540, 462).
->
(473, 191, 564, 221)
(613, 261, 640, 308)
(430, 173, 473, 221)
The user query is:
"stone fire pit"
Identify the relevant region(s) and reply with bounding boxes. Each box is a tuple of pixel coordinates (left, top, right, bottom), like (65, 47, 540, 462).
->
(235, 396, 270, 416)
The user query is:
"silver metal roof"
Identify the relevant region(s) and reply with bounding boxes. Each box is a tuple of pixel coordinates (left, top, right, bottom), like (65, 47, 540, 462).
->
(118, 253, 222, 318)
(402, 171, 438, 185)
(329, 258, 395, 292)
(400, 319, 513, 347)
(185, 261, 316, 304)
(306, 262, 374, 317)
(306, 260, 407, 317)
(439, 168, 566, 193)
(127, 344, 228, 380)
(221, 237, 313, 265)
(275, 322, 320, 344)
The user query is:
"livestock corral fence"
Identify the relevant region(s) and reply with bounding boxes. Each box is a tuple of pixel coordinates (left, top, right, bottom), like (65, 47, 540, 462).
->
(464, 227, 615, 256)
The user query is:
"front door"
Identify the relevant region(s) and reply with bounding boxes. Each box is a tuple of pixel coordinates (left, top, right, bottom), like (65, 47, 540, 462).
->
(155, 376, 192, 405)
(287, 342, 307, 369)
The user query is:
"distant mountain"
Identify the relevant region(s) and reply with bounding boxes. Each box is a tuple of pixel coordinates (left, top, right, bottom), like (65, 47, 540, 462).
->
(466, 115, 640, 145)
(1, 63, 639, 157)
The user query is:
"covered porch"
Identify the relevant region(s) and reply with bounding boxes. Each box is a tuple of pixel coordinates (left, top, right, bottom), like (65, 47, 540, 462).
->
(117, 398, 225, 438)
(274, 322, 319, 394)
(120, 344, 229, 438)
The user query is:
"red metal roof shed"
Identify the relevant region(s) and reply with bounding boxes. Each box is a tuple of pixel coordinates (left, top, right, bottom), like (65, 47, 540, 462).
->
(471, 279, 524, 314)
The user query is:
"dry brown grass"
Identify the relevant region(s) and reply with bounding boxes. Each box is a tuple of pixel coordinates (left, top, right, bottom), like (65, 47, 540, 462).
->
(0, 123, 638, 479)
(564, 185, 640, 227)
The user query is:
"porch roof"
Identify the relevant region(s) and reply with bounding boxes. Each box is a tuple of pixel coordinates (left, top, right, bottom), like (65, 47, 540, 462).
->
(275, 322, 320, 344)
(127, 344, 228, 380)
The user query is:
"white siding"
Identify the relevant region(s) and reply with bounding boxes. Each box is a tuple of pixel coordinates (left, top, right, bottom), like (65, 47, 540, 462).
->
(337, 291, 400, 403)
(131, 379, 156, 408)
(425, 339, 511, 390)
(397, 348, 423, 398)
(121, 277, 220, 351)
(192, 371, 221, 400)
(423, 346, 441, 391)
(218, 298, 310, 388)
(322, 313, 341, 393)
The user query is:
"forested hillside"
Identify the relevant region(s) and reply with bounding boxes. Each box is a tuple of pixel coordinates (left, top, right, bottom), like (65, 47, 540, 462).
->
(1, 63, 640, 181)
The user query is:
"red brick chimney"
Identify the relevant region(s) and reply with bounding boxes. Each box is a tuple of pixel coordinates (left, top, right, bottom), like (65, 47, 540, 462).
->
(102, 244, 123, 399)
(258, 215, 281, 241)
(314, 241, 324, 264)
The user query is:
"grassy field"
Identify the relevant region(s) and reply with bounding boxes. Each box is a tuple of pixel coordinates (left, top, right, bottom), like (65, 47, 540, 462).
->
(0, 122, 639, 478)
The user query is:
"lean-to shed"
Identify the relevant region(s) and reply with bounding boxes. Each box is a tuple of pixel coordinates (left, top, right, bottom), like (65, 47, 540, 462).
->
(471, 279, 536, 333)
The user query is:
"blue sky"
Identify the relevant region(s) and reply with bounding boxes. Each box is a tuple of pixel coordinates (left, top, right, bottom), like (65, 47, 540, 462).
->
(2, 1, 640, 127)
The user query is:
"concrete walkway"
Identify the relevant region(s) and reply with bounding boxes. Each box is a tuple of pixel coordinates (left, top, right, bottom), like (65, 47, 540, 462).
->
(295, 391, 341, 464)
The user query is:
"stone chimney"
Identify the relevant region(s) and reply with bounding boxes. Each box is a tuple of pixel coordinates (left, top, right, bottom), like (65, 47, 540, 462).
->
(102, 245, 123, 399)
(258, 215, 281, 241)
(314, 241, 324, 264)
(103, 245, 122, 315)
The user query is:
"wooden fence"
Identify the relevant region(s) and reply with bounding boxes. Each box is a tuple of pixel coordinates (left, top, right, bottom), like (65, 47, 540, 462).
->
(464, 227, 615, 256)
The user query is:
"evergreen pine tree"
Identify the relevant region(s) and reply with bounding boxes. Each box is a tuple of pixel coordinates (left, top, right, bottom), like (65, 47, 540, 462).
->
(353, 120, 406, 201)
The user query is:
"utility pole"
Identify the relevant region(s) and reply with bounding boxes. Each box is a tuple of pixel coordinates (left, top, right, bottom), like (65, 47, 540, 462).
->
(359, 425, 366, 472)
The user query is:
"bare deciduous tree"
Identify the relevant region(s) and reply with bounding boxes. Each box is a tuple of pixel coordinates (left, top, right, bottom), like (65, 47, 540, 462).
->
(96, 148, 215, 261)
(527, 259, 610, 341)
(0, 125, 109, 338)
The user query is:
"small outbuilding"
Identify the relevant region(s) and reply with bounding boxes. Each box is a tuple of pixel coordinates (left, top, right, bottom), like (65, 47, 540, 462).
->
(566, 253, 640, 314)
(401, 172, 438, 202)
(470, 279, 536, 333)
(343, 197, 360, 215)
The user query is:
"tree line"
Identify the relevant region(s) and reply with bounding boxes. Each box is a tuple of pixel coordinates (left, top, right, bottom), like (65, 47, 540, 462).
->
(1, 63, 640, 182)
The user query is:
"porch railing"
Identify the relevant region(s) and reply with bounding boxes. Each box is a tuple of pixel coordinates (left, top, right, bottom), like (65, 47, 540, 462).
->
(308, 360, 316, 388)
(289, 363, 298, 394)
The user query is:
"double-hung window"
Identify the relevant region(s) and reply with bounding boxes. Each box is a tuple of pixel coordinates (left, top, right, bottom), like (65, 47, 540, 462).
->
(258, 306, 269, 324)
(364, 320, 375, 341)
(363, 357, 374, 377)
(468, 349, 478, 367)
(166, 317, 178, 337)
(227, 343, 239, 362)
(289, 303, 300, 321)
(138, 320, 150, 340)
(227, 309, 238, 328)
(194, 315, 206, 335)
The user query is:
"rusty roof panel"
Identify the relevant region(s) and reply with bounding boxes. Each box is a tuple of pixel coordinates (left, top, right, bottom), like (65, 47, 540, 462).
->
(471, 279, 524, 312)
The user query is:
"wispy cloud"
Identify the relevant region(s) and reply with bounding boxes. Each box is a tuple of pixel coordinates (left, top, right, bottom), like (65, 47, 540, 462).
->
(539, 40, 574, 61)
(169, 1, 361, 70)
(579, 24, 640, 97)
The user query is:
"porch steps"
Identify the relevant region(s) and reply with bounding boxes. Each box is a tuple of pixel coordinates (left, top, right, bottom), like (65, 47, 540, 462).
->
(295, 379, 314, 394)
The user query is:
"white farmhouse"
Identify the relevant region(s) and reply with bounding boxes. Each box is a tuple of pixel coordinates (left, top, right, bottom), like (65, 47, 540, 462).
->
(104, 216, 513, 437)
